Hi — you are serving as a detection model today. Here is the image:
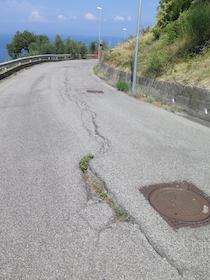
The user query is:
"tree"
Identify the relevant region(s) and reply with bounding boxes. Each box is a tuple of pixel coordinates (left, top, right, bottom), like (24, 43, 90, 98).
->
(29, 35, 51, 55)
(79, 42, 88, 58)
(89, 41, 97, 54)
(7, 31, 36, 58)
(101, 41, 108, 51)
(182, 1, 210, 50)
(65, 39, 80, 58)
(55, 35, 64, 54)
(157, 0, 193, 28)
(7, 31, 91, 58)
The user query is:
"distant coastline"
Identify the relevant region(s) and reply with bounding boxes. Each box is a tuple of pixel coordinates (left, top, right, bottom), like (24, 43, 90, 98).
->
(0, 33, 123, 63)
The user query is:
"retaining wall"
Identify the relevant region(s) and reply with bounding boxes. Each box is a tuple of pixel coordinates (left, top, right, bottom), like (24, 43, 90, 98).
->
(98, 63, 210, 122)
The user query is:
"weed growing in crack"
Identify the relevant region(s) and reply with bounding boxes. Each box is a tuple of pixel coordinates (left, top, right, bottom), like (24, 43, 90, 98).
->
(79, 154, 94, 173)
(99, 192, 108, 200)
(114, 206, 129, 221)
(79, 154, 130, 223)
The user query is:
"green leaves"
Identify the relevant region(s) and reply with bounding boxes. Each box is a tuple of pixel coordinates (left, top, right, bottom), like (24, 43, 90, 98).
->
(89, 41, 97, 54)
(182, 2, 210, 51)
(116, 81, 129, 92)
(55, 35, 65, 54)
(7, 32, 89, 58)
(64, 39, 88, 59)
(79, 154, 94, 173)
(7, 31, 36, 58)
(153, 0, 210, 56)
(157, 0, 193, 28)
(29, 35, 55, 55)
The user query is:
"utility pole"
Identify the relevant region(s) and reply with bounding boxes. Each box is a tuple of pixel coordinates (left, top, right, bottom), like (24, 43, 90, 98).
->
(97, 6, 103, 62)
(122, 28, 127, 41)
(132, 0, 143, 96)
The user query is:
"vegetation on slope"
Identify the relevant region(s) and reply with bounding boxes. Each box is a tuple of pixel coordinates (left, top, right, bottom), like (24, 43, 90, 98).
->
(104, 0, 210, 88)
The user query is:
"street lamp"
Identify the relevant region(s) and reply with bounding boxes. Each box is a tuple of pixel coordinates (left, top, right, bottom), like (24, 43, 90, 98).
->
(122, 28, 127, 41)
(132, 0, 143, 96)
(97, 6, 103, 61)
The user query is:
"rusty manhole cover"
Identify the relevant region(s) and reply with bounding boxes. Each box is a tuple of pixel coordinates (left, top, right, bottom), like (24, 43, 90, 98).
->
(86, 90, 104, 94)
(140, 182, 210, 229)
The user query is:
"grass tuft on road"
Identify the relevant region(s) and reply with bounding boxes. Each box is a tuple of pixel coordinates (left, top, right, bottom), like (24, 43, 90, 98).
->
(79, 154, 130, 222)
(79, 154, 94, 173)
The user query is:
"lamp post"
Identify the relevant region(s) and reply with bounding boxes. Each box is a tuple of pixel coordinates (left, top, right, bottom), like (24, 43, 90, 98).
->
(132, 0, 143, 96)
(97, 6, 103, 61)
(122, 28, 127, 41)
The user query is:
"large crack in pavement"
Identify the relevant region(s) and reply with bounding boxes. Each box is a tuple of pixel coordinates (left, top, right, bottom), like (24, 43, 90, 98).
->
(82, 163, 184, 278)
(78, 99, 111, 154)
(63, 71, 111, 155)
(63, 69, 184, 279)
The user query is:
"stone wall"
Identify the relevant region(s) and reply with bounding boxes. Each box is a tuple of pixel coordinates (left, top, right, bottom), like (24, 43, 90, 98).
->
(98, 63, 210, 122)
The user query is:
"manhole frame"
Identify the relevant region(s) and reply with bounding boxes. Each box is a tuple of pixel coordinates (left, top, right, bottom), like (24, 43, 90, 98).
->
(86, 90, 104, 94)
(139, 181, 210, 229)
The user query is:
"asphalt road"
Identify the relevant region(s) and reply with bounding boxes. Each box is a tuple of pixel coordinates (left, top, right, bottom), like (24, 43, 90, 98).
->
(0, 60, 209, 279)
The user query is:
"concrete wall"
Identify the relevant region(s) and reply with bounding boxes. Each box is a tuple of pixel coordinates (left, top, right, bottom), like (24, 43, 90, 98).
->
(98, 63, 210, 122)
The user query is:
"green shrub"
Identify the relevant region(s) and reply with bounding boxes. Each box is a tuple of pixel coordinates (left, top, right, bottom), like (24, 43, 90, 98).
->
(164, 22, 179, 44)
(152, 26, 162, 39)
(146, 51, 165, 76)
(180, 2, 210, 51)
(116, 81, 129, 92)
(79, 42, 88, 58)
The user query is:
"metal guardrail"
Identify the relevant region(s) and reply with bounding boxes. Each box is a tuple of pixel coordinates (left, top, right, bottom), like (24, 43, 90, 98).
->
(0, 54, 96, 80)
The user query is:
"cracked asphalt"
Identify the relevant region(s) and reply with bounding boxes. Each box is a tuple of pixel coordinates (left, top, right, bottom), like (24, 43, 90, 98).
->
(0, 60, 210, 279)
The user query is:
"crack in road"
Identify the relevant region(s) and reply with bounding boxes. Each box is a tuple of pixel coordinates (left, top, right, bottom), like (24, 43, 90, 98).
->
(83, 165, 184, 278)
(77, 98, 111, 154)
(63, 71, 111, 155)
(64, 69, 183, 279)
(130, 219, 184, 277)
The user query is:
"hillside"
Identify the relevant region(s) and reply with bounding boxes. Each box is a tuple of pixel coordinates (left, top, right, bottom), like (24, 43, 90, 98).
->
(103, 0, 210, 89)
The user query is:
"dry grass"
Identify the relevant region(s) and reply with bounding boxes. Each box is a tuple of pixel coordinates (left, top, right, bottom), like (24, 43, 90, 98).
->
(161, 49, 210, 88)
(104, 40, 134, 71)
(80, 157, 130, 223)
(104, 31, 210, 89)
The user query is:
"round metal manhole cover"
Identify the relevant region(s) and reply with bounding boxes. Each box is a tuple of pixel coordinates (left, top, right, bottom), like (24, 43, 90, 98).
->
(149, 187, 210, 222)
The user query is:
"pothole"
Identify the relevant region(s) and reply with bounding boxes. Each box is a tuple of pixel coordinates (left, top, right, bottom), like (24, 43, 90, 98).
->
(140, 181, 210, 229)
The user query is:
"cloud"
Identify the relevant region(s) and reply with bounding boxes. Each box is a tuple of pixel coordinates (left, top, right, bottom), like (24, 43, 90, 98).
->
(114, 16, 125, 22)
(70, 15, 77, 20)
(57, 14, 77, 21)
(57, 14, 67, 21)
(85, 12, 97, 22)
(28, 9, 44, 22)
(127, 16, 132, 22)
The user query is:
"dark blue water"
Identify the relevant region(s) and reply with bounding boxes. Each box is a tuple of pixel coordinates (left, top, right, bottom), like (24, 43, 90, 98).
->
(0, 34, 13, 63)
(0, 33, 123, 63)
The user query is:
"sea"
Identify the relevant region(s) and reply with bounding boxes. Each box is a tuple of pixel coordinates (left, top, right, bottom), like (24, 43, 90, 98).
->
(0, 33, 123, 63)
(0, 34, 13, 63)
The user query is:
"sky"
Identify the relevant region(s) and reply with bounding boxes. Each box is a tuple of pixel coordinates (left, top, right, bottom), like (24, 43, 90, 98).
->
(0, 0, 159, 37)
